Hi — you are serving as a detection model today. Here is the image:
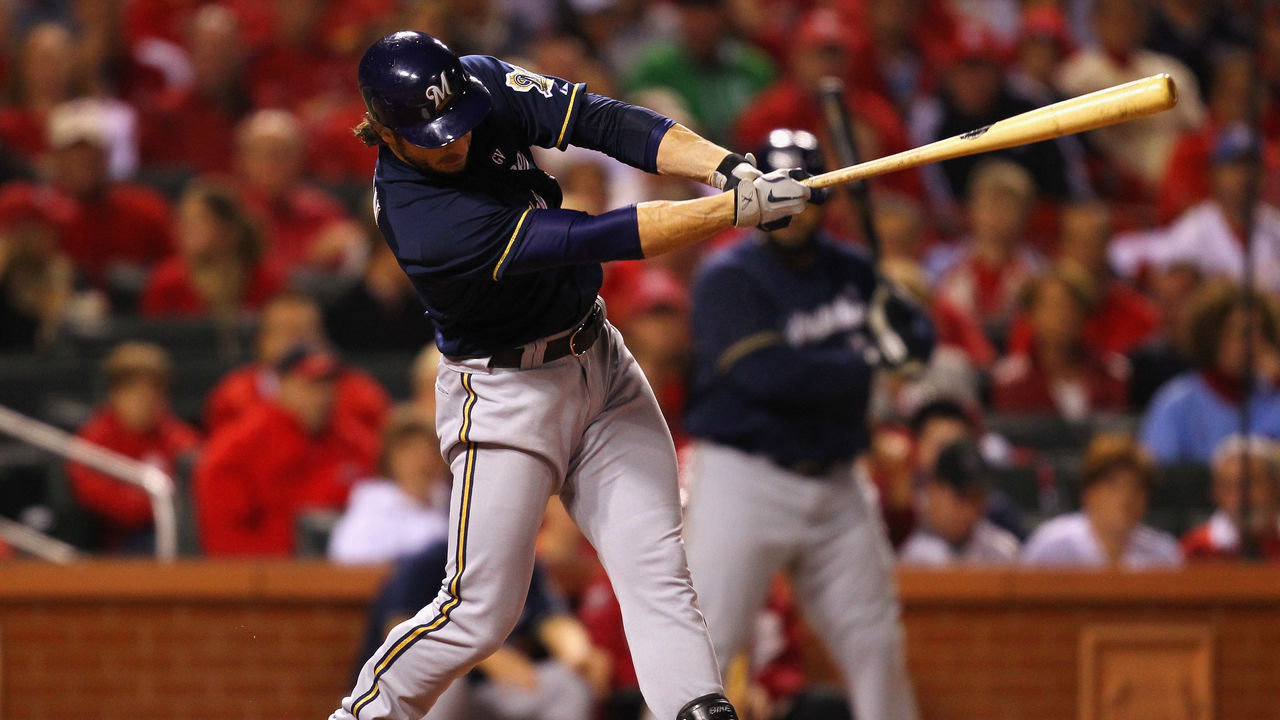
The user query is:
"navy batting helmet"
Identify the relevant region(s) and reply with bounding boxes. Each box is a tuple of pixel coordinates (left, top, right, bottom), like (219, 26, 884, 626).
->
(358, 31, 492, 149)
(755, 128, 825, 176)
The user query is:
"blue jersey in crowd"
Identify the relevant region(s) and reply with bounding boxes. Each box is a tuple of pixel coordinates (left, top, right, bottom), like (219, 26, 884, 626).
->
(373, 55, 671, 357)
(684, 233, 883, 469)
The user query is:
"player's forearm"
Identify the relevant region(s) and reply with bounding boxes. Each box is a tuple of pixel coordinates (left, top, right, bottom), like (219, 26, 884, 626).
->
(636, 192, 736, 258)
(654, 123, 735, 187)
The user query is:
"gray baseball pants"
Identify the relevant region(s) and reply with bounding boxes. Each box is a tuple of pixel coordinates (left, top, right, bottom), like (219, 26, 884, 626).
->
(332, 319, 723, 720)
(683, 441, 920, 720)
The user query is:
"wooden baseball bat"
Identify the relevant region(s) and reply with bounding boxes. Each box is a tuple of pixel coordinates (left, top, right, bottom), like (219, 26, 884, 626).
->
(804, 73, 1177, 190)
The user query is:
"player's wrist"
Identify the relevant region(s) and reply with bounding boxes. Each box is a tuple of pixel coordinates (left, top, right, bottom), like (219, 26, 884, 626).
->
(711, 152, 760, 191)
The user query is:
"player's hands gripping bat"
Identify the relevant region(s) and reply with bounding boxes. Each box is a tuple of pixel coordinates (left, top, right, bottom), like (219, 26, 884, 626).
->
(805, 73, 1178, 190)
(733, 169, 811, 228)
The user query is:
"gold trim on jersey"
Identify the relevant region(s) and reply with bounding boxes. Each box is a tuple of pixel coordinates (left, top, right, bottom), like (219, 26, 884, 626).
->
(492, 208, 533, 281)
(351, 373, 480, 719)
(555, 83, 581, 149)
(715, 331, 784, 374)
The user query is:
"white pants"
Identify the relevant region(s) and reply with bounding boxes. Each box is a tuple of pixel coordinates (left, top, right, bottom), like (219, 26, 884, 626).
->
(684, 442, 919, 720)
(333, 322, 722, 720)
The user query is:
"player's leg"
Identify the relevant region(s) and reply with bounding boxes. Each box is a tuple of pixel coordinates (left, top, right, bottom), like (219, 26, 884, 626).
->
(334, 364, 561, 720)
(792, 471, 919, 720)
(421, 676, 469, 720)
(683, 442, 799, 678)
(559, 327, 725, 720)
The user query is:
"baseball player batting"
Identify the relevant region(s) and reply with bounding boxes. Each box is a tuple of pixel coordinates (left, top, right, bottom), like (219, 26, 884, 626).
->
(331, 31, 813, 720)
(683, 130, 934, 720)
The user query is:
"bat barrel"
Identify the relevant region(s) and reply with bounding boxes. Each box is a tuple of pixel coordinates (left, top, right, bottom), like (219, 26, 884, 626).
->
(805, 73, 1178, 190)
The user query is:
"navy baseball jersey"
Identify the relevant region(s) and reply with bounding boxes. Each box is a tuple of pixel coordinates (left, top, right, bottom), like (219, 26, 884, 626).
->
(373, 55, 671, 357)
(684, 233, 881, 468)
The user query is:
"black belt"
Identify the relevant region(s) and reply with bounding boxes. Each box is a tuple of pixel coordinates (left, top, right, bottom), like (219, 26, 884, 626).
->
(487, 302, 604, 369)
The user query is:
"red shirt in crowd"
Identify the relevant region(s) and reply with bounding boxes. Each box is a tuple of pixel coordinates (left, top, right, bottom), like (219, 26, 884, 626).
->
(139, 88, 245, 174)
(204, 364, 389, 435)
(241, 185, 350, 271)
(1006, 281, 1160, 357)
(991, 349, 1130, 416)
(1181, 511, 1280, 562)
(42, 183, 173, 286)
(306, 98, 380, 182)
(194, 402, 377, 556)
(0, 108, 46, 163)
(66, 406, 201, 549)
(140, 255, 287, 317)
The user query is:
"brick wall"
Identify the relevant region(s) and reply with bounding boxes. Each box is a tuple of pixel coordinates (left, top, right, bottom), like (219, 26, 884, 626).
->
(1, 563, 1278, 720)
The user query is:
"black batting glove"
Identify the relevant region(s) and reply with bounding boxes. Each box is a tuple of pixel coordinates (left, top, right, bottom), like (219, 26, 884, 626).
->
(867, 280, 936, 373)
(712, 152, 761, 191)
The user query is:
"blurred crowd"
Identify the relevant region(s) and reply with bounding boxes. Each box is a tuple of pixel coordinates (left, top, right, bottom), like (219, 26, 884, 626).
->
(3, 0, 1280, 717)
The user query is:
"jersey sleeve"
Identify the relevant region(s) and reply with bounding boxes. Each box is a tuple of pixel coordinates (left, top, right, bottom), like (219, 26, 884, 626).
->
(462, 55, 585, 151)
(380, 182, 641, 282)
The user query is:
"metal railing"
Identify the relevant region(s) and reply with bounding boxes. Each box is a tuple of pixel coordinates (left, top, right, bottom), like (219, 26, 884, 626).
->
(0, 404, 178, 561)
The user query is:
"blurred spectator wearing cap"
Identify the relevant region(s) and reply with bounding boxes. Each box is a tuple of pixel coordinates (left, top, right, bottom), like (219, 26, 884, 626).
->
(1056, 0, 1205, 194)
(685, 129, 925, 720)
(140, 178, 286, 321)
(194, 343, 377, 556)
(1007, 202, 1158, 358)
(1141, 281, 1280, 464)
(843, 0, 957, 113)
(909, 22, 1090, 225)
(1182, 435, 1280, 562)
(0, 185, 77, 351)
(66, 342, 201, 553)
(905, 398, 1026, 542)
(242, 0, 394, 117)
(234, 109, 365, 277)
(18, 99, 173, 297)
(0, 22, 86, 163)
(992, 269, 1130, 420)
(1114, 126, 1280, 293)
(928, 159, 1044, 345)
(138, 4, 251, 175)
(205, 291, 389, 435)
(733, 8, 923, 204)
(1022, 433, 1182, 568)
(1157, 50, 1280, 225)
(324, 226, 436, 354)
(627, 0, 776, 144)
(328, 406, 450, 565)
(612, 267, 691, 445)
(1006, 5, 1075, 106)
(898, 440, 1020, 566)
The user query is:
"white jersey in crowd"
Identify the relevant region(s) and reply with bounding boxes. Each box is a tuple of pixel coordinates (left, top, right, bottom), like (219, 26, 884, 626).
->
(1110, 200, 1280, 293)
(327, 479, 450, 565)
(1056, 48, 1205, 185)
(1020, 512, 1183, 569)
(898, 518, 1021, 566)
